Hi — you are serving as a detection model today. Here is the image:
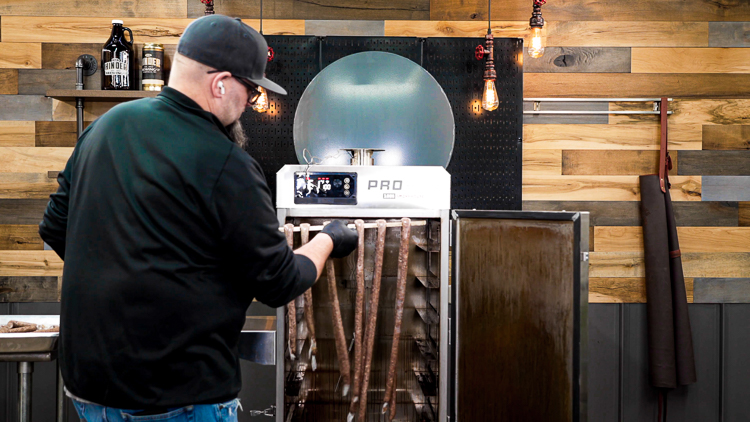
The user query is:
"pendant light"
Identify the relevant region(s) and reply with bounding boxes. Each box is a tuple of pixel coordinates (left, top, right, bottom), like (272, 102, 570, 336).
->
(529, 0, 546, 59)
(252, 0, 271, 113)
(481, 0, 499, 111)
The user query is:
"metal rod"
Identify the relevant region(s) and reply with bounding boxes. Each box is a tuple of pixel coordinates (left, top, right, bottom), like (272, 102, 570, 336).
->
(524, 98, 673, 102)
(57, 364, 65, 422)
(523, 110, 673, 115)
(278, 220, 427, 232)
(18, 362, 33, 422)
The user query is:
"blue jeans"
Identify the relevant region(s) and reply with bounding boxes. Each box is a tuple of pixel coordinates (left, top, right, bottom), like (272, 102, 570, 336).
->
(71, 398, 241, 422)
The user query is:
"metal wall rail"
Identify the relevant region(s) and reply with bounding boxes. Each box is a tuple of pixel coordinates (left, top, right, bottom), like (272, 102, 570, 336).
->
(522, 97, 673, 115)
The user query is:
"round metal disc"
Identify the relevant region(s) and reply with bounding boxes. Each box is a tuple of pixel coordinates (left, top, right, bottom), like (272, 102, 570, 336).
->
(294, 51, 455, 167)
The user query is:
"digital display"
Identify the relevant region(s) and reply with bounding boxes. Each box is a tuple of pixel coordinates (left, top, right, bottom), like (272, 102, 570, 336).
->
(294, 172, 357, 205)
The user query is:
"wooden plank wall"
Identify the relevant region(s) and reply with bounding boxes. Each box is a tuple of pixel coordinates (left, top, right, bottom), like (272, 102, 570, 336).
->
(0, 0, 747, 304)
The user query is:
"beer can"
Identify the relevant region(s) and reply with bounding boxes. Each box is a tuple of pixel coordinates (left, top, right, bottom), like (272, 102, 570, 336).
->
(141, 43, 164, 91)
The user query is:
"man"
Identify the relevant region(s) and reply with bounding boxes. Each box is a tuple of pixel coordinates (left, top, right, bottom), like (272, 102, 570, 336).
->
(39, 15, 357, 422)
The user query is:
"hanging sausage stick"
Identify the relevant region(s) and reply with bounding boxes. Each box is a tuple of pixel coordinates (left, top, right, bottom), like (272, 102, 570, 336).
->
(388, 369, 398, 421)
(284, 224, 297, 361)
(327, 249, 351, 396)
(299, 223, 318, 371)
(348, 220, 367, 421)
(357, 220, 387, 422)
(383, 218, 411, 415)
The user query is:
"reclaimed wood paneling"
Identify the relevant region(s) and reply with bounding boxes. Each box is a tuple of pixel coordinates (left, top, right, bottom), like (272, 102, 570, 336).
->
(611, 100, 750, 126)
(562, 150, 678, 176)
(0, 225, 43, 250)
(595, 226, 750, 253)
(41, 43, 99, 69)
(305, 20, 385, 36)
(0, 121, 34, 147)
(0, 0, 188, 18)
(2, 17, 305, 43)
(522, 102, 608, 125)
(189, 0, 429, 20)
(678, 151, 750, 176)
(0, 276, 59, 302)
(522, 47, 630, 73)
(384, 20, 528, 38)
(525, 74, 750, 98)
(693, 278, 750, 303)
(0, 199, 49, 225)
(0, 250, 63, 276)
(702, 176, 750, 201)
(52, 99, 117, 122)
(17, 69, 75, 95)
(523, 123, 701, 150)
(0, 43, 41, 69)
(632, 48, 750, 74)
(589, 277, 694, 303)
(590, 252, 750, 278)
(523, 150, 561, 175)
(35, 121, 90, 147)
(0, 95, 51, 121)
(702, 125, 750, 150)
(709, 22, 750, 47)
(741, 203, 750, 226)
(523, 200, 739, 227)
(0, 148, 72, 173)
(0, 173, 58, 199)
(429, 0, 750, 22)
(0, 70, 18, 95)
(547, 22, 708, 48)
(522, 175, 701, 201)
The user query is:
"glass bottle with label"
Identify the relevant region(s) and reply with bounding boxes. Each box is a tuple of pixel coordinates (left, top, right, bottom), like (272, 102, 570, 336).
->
(101, 20, 135, 90)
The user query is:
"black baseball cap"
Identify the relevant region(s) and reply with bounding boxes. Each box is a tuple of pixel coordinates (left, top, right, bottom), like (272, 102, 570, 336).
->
(178, 14, 287, 95)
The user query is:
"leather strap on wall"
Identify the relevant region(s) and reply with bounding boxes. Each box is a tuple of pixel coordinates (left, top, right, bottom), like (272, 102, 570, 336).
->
(659, 97, 669, 193)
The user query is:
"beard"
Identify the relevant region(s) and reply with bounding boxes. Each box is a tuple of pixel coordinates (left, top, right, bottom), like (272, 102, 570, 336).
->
(227, 119, 248, 149)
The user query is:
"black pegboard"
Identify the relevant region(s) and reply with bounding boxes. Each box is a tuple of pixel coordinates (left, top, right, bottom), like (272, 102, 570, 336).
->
(240, 36, 522, 210)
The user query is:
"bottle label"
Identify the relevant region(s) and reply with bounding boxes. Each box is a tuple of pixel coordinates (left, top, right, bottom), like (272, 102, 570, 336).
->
(104, 57, 129, 77)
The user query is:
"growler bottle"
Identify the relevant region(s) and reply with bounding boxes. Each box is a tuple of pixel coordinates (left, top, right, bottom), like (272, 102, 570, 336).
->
(101, 20, 135, 90)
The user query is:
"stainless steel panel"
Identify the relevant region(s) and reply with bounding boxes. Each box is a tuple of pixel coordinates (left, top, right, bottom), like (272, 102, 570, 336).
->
(0, 316, 59, 354)
(239, 317, 277, 366)
(451, 211, 587, 422)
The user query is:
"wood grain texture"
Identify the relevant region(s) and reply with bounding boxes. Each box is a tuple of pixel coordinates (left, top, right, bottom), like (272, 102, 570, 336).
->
(524, 74, 750, 98)
(610, 100, 750, 126)
(2, 17, 305, 43)
(523, 150, 561, 175)
(0, 43, 41, 69)
(702, 125, 750, 150)
(523, 123, 702, 150)
(590, 252, 750, 278)
(595, 226, 750, 253)
(523, 102, 608, 125)
(0, 69, 18, 95)
(547, 22, 708, 48)
(678, 151, 750, 176)
(0, 250, 63, 276)
(523, 201, 739, 227)
(523, 47, 630, 73)
(41, 43, 100, 70)
(0, 199, 49, 225)
(384, 20, 528, 38)
(0, 0, 188, 18)
(52, 99, 117, 122)
(0, 95, 51, 121)
(701, 176, 750, 201)
(741, 203, 750, 227)
(305, 20, 385, 36)
(429, 0, 750, 22)
(189, 0, 429, 19)
(709, 22, 750, 47)
(522, 175, 701, 201)
(0, 121, 34, 147)
(0, 225, 43, 250)
(35, 121, 91, 147)
(0, 173, 59, 199)
(562, 150, 678, 176)
(0, 148, 72, 173)
(632, 48, 750, 74)
(0, 276, 59, 302)
(589, 277, 694, 303)
(18, 69, 75, 95)
(693, 278, 750, 303)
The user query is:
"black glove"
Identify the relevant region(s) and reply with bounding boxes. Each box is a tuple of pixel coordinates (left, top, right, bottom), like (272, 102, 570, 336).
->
(321, 220, 358, 258)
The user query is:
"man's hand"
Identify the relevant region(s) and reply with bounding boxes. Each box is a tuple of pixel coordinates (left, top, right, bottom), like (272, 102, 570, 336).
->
(321, 220, 358, 258)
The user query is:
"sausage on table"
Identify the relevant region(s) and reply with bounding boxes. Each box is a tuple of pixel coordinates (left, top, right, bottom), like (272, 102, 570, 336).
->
(383, 218, 411, 415)
(299, 223, 318, 371)
(284, 224, 297, 361)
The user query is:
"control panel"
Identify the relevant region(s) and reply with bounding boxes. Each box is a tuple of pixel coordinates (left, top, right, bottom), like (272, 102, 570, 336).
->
(294, 171, 357, 205)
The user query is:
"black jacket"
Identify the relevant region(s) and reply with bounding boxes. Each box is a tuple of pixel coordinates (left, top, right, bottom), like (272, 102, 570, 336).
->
(39, 87, 316, 409)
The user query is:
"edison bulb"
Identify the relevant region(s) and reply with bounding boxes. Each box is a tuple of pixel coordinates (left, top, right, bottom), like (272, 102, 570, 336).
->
(529, 26, 546, 58)
(252, 86, 269, 113)
(482, 79, 499, 111)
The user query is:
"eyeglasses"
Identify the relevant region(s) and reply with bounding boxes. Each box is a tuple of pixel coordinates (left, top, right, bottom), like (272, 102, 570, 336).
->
(207, 70, 262, 105)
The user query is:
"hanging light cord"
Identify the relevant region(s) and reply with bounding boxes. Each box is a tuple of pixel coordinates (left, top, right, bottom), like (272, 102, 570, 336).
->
(260, 0, 263, 34)
(487, 0, 491, 34)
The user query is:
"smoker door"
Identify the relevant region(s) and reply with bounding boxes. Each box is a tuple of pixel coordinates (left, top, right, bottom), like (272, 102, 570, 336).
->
(449, 210, 588, 422)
